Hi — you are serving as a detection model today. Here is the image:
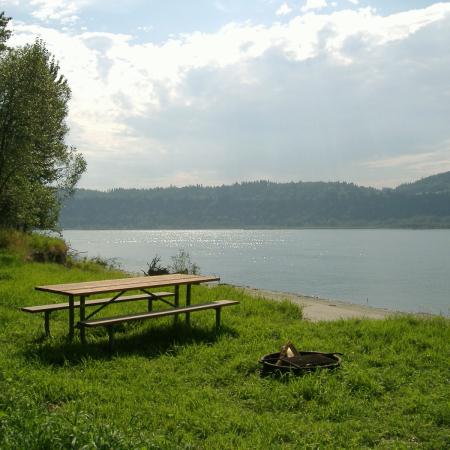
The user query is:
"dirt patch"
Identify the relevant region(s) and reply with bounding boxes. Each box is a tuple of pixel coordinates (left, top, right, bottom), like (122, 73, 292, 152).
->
(237, 286, 394, 322)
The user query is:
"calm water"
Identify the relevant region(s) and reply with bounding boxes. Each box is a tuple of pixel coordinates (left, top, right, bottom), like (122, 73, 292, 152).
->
(62, 229, 450, 315)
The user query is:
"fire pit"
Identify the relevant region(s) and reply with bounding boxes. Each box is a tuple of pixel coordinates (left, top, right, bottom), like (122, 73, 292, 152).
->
(260, 343, 342, 376)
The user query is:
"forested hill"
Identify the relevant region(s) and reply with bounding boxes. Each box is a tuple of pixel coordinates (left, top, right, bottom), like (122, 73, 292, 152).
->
(59, 172, 450, 229)
(395, 171, 450, 195)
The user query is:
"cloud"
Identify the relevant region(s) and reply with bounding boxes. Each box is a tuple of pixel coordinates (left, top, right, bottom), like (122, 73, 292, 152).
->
(137, 25, 153, 33)
(29, 0, 86, 24)
(361, 141, 450, 173)
(301, 0, 328, 13)
(362, 152, 440, 169)
(276, 3, 293, 16)
(0, 0, 20, 6)
(348, 0, 359, 5)
(8, 3, 450, 188)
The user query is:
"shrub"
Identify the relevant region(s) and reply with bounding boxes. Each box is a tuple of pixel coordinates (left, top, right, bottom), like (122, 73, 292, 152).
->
(0, 229, 68, 263)
(142, 256, 169, 276)
(27, 233, 68, 264)
(68, 255, 121, 272)
(169, 249, 200, 275)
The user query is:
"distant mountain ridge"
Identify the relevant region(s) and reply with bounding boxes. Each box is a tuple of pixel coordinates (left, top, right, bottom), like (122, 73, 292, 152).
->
(395, 171, 450, 195)
(59, 172, 450, 229)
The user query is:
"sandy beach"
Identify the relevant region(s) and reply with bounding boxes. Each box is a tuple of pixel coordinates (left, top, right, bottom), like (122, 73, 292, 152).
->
(236, 286, 395, 321)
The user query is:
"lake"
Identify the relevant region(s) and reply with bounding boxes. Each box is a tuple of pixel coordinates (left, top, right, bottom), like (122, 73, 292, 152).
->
(62, 229, 450, 316)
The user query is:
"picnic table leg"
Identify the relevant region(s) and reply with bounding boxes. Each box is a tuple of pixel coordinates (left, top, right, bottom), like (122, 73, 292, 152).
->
(185, 284, 191, 326)
(79, 295, 86, 345)
(174, 285, 179, 324)
(107, 326, 114, 352)
(68, 295, 74, 341)
(44, 311, 51, 337)
(215, 307, 221, 333)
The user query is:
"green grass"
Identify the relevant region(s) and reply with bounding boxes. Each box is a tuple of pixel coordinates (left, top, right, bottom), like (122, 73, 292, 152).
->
(0, 250, 449, 449)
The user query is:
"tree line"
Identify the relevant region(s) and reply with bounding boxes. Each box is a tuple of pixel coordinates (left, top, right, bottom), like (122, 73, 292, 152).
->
(59, 173, 450, 229)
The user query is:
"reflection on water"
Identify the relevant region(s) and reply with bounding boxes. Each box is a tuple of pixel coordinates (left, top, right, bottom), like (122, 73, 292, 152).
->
(62, 229, 450, 315)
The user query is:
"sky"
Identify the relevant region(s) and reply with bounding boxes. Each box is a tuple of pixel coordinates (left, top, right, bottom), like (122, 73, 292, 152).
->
(2, 0, 450, 190)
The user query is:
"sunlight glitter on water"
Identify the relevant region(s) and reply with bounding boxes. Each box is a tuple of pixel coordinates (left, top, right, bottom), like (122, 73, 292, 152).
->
(63, 229, 450, 315)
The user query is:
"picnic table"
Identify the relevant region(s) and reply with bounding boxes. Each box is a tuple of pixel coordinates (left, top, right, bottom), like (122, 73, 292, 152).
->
(23, 274, 239, 350)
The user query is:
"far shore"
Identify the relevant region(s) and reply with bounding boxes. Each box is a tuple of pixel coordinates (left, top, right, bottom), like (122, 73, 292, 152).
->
(228, 285, 439, 322)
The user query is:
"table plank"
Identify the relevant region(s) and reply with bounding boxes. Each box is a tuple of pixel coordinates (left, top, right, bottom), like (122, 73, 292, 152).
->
(36, 274, 186, 291)
(35, 274, 220, 296)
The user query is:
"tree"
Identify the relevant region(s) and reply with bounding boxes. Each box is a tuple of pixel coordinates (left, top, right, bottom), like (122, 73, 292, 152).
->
(0, 16, 86, 230)
(0, 12, 11, 53)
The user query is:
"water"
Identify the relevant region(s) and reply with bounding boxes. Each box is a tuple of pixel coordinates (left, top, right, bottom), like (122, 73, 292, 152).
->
(62, 229, 450, 316)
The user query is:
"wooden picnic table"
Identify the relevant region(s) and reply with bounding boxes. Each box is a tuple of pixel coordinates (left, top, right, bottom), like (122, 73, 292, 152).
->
(35, 274, 221, 344)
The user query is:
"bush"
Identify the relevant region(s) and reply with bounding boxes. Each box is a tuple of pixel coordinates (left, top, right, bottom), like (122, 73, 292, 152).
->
(68, 255, 121, 272)
(0, 229, 68, 263)
(27, 233, 68, 264)
(142, 256, 169, 276)
(142, 251, 200, 276)
(169, 249, 200, 275)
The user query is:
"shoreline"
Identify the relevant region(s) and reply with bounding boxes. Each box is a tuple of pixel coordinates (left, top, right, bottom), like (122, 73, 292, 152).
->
(231, 285, 422, 322)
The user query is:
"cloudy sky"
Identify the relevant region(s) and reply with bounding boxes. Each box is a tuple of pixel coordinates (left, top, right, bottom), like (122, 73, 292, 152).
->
(2, 0, 450, 189)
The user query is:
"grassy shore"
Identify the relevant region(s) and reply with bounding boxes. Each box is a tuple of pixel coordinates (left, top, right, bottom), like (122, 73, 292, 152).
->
(0, 240, 449, 448)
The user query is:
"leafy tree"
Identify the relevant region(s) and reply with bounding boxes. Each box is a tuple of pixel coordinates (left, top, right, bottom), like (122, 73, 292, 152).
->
(0, 12, 11, 53)
(0, 16, 86, 230)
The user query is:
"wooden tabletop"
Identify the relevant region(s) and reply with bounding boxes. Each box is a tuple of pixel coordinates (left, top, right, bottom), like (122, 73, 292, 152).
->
(35, 273, 220, 296)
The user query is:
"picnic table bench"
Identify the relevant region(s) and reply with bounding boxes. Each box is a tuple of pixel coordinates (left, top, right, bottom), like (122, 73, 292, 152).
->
(23, 274, 239, 350)
(21, 291, 174, 336)
(80, 300, 238, 351)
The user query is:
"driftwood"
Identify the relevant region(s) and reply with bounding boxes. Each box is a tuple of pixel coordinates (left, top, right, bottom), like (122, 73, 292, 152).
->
(142, 256, 169, 276)
(275, 341, 299, 366)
